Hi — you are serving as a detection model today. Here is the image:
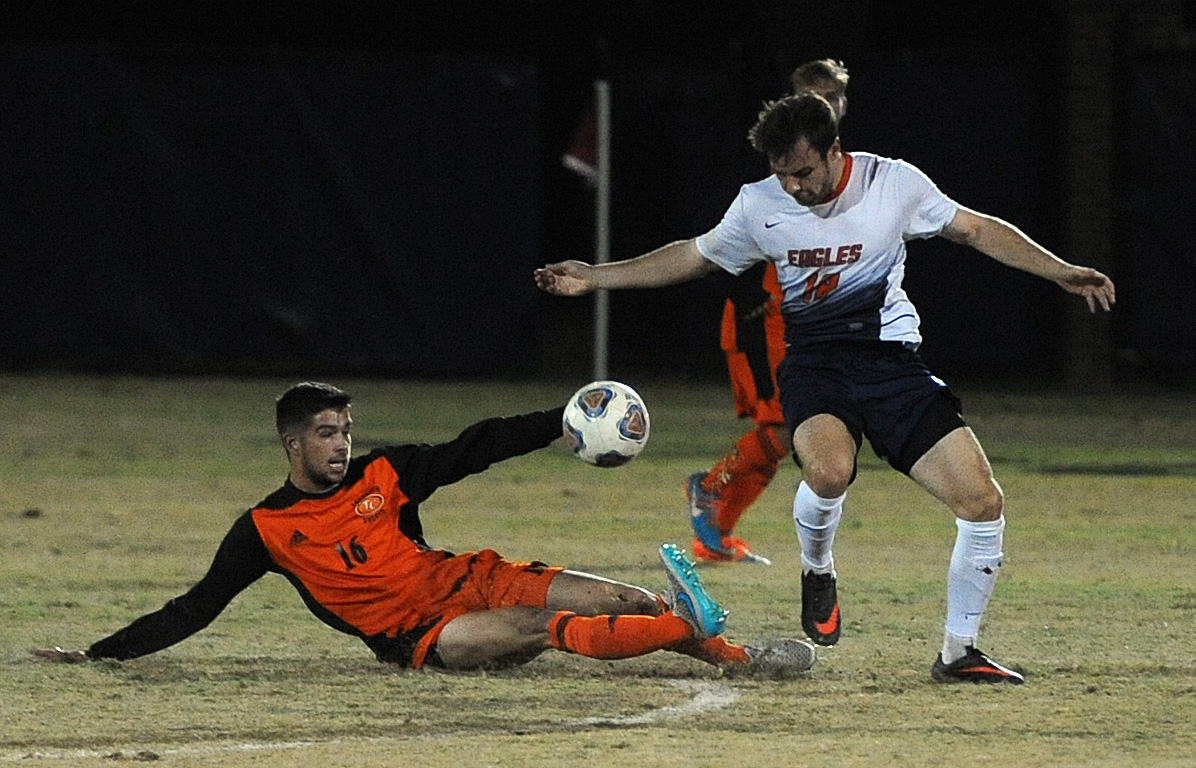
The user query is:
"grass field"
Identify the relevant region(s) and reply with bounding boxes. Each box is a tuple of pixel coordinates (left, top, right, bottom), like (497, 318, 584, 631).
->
(1, 374, 1194, 767)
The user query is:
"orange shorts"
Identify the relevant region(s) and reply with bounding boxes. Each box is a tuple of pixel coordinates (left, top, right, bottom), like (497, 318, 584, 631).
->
(402, 549, 563, 669)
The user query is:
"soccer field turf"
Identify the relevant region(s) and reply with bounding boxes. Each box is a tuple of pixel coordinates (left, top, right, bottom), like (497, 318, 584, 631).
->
(2, 375, 1194, 767)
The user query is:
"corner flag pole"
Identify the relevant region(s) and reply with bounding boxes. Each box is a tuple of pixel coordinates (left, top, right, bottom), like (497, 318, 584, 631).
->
(593, 79, 611, 381)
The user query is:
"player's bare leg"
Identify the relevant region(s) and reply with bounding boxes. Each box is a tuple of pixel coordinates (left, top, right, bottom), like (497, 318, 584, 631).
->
(908, 426, 1003, 523)
(543, 567, 749, 666)
(909, 426, 1023, 683)
(790, 414, 853, 645)
(544, 570, 662, 616)
(792, 414, 857, 499)
(434, 571, 667, 670)
(435, 560, 727, 670)
(435, 606, 558, 669)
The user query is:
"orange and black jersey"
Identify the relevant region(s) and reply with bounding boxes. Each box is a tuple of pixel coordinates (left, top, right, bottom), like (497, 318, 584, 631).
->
(724, 262, 785, 401)
(86, 407, 565, 661)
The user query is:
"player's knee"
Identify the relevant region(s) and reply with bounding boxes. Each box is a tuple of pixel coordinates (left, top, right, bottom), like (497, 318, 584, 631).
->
(981, 480, 1005, 520)
(957, 479, 1003, 522)
(549, 574, 661, 616)
(802, 457, 854, 498)
(615, 586, 664, 616)
(584, 583, 659, 615)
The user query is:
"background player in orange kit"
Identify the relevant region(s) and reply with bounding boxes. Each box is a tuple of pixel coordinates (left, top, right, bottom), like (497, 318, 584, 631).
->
(33, 382, 814, 673)
(687, 59, 850, 565)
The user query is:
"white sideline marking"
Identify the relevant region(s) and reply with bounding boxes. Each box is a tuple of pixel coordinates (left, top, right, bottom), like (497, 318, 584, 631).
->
(2, 680, 739, 762)
(567, 679, 741, 727)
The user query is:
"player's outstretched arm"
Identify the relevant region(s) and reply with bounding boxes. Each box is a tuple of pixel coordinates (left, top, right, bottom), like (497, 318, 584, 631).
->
(1052, 266, 1117, 313)
(30, 515, 273, 664)
(534, 260, 597, 296)
(535, 239, 719, 296)
(941, 207, 1115, 313)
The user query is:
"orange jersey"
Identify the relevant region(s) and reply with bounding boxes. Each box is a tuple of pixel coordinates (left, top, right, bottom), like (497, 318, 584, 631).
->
(721, 262, 786, 426)
(87, 408, 566, 667)
(252, 451, 440, 638)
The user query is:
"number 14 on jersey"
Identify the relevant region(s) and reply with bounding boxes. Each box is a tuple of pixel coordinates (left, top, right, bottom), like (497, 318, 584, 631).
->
(801, 271, 841, 304)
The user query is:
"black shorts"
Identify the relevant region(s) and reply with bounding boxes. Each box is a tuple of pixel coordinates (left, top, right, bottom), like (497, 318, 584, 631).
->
(776, 341, 966, 476)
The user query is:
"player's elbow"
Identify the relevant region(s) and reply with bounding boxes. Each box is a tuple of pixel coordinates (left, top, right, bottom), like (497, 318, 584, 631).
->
(943, 208, 997, 250)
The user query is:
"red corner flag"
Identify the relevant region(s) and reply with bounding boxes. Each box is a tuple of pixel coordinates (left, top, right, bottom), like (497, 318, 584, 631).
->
(561, 103, 598, 187)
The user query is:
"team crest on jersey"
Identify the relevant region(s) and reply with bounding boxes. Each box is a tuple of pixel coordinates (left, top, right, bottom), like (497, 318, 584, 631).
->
(354, 488, 386, 522)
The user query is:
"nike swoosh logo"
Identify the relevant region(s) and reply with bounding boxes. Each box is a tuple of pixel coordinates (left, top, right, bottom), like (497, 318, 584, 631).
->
(815, 604, 840, 635)
(764, 221, 781, 228)
(959, 664, 1017, 677)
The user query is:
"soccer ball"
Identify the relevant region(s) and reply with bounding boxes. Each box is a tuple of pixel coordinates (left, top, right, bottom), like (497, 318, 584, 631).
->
(562, 380, 650, 467)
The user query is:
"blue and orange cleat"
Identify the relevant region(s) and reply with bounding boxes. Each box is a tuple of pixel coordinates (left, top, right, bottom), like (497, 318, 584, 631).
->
(659, 543, 728, 638)
(691, 535, 772, 565)
(685, 472, 725, 551)
(685, 472, 772, 565)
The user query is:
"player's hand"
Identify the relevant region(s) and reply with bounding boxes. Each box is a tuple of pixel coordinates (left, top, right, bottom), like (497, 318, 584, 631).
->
(1056, 267, 1115, 313)
(31, 647, 90, 663)
(534, 261, 596, 296)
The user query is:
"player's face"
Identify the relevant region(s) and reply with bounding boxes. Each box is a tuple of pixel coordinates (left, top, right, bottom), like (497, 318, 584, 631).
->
(772, 138, 838, 207)
(288, 407, 352, 493)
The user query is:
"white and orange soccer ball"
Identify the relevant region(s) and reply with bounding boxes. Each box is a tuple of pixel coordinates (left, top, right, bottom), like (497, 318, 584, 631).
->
(562, 380, 650, 467)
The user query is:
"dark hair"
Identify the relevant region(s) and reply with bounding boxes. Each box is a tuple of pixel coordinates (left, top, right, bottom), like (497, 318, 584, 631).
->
(275, 382, 352, 436)
(747, 92, 838, 161)
(790, 58, 849, 98)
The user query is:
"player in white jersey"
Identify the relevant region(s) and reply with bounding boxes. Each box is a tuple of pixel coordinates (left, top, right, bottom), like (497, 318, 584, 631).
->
(703, 149, 948, 346)
(535, 92, 1115, 684)
(684, 59, 851, 567)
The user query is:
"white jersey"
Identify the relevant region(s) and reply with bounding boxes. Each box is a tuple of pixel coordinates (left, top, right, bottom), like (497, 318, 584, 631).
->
(696, 152, 958, 348)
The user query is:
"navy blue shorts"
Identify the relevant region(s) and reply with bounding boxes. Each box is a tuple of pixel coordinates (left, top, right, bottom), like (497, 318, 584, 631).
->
(776, 341, 966, 476)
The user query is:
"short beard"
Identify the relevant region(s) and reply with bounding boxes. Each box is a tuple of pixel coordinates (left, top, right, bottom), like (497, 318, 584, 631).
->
(302, 461, 342, 492)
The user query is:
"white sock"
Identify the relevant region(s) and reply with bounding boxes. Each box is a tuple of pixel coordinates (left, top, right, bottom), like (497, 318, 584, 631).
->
(942, 516, 1005, 663)
(941, 632, 972, 665)
(793, 481, 845, 574)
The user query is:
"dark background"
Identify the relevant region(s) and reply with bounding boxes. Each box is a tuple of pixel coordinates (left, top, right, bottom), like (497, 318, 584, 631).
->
(2, 2, 1193, 386)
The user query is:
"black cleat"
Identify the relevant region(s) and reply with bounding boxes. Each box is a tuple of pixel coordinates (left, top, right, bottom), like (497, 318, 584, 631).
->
(800, 570, 841, 646)
(931, 646, 1025, 685)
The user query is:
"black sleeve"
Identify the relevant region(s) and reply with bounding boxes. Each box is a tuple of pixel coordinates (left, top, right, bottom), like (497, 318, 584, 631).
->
(386, 406, 565, 505)
(86, 512, 271, 660)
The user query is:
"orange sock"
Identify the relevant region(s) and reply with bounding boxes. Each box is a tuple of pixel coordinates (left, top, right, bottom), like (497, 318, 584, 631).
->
(705, 425, 785, 534)
(547, 611, 694, 660)
(669, 635, 751, 666)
